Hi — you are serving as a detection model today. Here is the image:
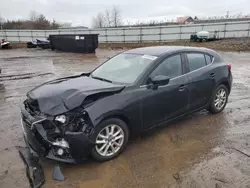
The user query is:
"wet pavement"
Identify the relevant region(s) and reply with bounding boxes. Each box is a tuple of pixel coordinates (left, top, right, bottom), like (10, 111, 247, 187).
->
(0, 48, 250, 188)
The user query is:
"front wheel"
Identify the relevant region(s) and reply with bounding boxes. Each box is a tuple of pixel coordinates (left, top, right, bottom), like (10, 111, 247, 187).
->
(209, 85, 229, 114)
(90, 118, 129, 162)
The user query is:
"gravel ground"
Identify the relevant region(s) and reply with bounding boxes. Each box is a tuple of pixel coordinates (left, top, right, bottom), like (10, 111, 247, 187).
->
(0, 48, 250, 188)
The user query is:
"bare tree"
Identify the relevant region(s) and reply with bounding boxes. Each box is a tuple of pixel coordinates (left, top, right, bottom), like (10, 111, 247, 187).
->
(135, 20, 144, 26)
(0, 12, 62, 29)
(236, 12, 243, 18)
(0, 14, 4, 30)
(111, 6, 122, 27)
(148, 20, 158, 26)
(105, 9, 112, 27)
(29, 11, 38, 21)
(225, 11, 229, 19)
(91, 6, 123, 28)
(51, 19, 60, 29)
(92, 12, 106, 28)
(0, 15, 4, 23)
(126, 20, 132, 26)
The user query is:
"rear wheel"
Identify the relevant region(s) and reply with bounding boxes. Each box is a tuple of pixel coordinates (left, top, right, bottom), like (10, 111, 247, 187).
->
(209, 85, 228, 114)
(90, 118, 129, 162)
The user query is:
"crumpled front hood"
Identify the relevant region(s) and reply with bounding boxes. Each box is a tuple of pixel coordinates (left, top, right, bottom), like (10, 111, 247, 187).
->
(27, 75, 124, 116)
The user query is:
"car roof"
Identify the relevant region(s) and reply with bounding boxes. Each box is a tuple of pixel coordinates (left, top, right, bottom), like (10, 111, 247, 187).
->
(123, 46, 218, 57)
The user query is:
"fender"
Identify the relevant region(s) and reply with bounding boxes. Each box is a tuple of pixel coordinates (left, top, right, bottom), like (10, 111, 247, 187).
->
(84, 90, 142, 134)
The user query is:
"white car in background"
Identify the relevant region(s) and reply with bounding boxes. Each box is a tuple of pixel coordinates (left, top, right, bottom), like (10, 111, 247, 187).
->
(190, 31, 218, 42)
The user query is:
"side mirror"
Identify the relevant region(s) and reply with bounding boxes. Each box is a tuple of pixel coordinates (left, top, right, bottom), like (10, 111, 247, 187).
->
(151, 75, 170, 86)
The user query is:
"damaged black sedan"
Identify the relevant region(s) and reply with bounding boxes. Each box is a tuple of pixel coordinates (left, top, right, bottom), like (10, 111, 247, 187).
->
(21, 46, 232, 163)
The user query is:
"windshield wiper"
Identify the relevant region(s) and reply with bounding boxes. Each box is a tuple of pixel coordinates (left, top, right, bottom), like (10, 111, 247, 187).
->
(91, 76, 113, 83)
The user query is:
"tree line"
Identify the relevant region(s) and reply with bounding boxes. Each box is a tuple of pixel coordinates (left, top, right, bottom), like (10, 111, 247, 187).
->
(0, 11, 71, 30)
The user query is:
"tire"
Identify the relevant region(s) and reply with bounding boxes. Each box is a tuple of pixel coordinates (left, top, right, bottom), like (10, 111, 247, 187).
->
(90, 118, 129, 162)
(209, 85, 229, 114)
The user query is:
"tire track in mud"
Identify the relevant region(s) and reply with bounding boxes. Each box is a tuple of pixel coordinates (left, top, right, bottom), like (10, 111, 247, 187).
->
(0, 55, 63, 61)
(0, 72, 40, 78)
(0, 72, 54, 81)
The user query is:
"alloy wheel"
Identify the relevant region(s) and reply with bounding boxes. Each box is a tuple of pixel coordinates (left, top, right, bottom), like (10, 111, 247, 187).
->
(214, 88, 227, 110)
(95, 124, 124, 157)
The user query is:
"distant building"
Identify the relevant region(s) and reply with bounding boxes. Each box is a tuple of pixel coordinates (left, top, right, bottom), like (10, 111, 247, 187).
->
(176, 16, 194, 24)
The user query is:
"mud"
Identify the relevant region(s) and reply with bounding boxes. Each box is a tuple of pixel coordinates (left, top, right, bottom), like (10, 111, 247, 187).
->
(0, 48, 250, 188)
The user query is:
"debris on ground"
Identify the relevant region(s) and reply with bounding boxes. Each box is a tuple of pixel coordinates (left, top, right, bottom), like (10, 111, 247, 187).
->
(214, 177, 228, 183)
(18, 147, 45, 188)
(173, 173, 180, 180)
(170, 132, 181, 146)
(0, 170, 8, 181)
(215, 183, 222, 188)
(52, 165, 65, 181)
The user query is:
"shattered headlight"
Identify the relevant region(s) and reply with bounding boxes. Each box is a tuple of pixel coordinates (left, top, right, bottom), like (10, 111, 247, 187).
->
(55, 115, 67, 124)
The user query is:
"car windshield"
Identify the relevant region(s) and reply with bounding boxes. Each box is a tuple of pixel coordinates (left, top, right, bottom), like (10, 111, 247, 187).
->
(91, 53, 157, 84)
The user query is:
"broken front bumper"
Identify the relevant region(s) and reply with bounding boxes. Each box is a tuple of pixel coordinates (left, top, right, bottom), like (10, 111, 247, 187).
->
(18, 147, 45, 188)
(20, 105, 94, 163)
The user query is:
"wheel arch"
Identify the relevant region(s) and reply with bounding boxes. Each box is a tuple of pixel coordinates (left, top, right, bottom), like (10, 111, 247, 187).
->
(208, 80, 229, 113)
(207, 78, 230, 107)
(219, 80, 231, 93)
(93, 112, 133, 136)
(216, 79, 231, 93)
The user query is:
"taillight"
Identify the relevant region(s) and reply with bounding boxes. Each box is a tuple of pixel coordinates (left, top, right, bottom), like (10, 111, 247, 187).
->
(228, 64, 231, 70)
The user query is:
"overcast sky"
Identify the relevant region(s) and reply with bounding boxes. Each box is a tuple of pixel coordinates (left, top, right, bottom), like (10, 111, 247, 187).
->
(0, 0, 250, 27)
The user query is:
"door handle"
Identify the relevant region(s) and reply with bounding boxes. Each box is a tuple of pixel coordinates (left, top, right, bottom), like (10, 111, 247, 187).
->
(209, 73, 216, 78)
(179, 84, 186, 91)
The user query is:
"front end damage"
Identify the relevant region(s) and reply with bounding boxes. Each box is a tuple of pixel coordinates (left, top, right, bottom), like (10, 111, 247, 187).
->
(21, 98, 95, 163)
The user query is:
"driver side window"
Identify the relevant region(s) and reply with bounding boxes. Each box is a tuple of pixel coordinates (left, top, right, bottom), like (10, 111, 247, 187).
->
(150, 54, 183, 79)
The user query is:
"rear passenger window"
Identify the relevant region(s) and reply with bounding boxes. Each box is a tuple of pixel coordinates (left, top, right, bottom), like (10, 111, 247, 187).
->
(205, 55, 213, 64)
(187, 53, 206, 72)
